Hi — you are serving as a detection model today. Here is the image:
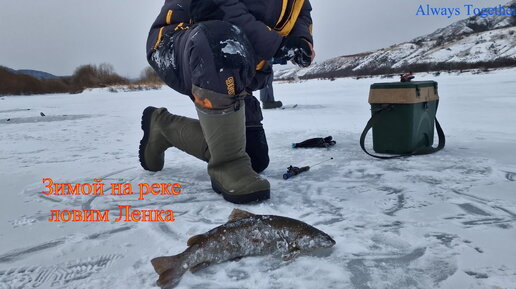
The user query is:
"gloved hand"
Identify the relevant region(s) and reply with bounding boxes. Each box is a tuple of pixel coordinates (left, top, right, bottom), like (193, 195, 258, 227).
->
(274, 36, 313, 68)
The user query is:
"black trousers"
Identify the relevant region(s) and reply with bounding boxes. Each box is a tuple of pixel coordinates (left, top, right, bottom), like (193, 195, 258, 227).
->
(148, 20, 270, 172)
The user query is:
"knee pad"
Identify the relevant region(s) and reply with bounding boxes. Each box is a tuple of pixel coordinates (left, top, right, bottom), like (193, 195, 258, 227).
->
(188, 21, 256, 101)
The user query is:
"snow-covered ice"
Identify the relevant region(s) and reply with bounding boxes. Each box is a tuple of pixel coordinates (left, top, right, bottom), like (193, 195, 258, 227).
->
(1, 68, 515, 289)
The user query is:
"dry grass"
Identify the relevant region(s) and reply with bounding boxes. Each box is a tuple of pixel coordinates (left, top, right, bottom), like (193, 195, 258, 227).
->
(0, 64, 164, 96)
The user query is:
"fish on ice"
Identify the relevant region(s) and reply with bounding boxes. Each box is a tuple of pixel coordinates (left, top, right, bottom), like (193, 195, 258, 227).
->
(151, 208, 336, 288)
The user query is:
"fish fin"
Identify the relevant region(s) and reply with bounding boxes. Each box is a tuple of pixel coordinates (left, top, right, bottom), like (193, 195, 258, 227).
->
(190, 262, 211, 273)
(187, 234, 207, 247)
(282, 248, 301, 261)
(156, 268, 186, 289)
(228, 208, 255, 222)
(151, 254, 184, 275)
(152, 254, 188, 289)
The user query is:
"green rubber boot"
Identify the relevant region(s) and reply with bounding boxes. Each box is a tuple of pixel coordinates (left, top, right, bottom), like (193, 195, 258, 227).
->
(139, 106, 210, 172)
(197, 101, 270, 204)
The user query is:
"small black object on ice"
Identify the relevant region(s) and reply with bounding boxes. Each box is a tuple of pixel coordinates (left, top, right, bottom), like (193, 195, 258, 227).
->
(400, 72, 415, 82)
(292, 136, 336, 148)
(283, 157, 334, 180)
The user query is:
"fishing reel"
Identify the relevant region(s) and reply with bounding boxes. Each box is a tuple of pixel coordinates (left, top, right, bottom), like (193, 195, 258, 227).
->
(283, 165, 310, 180)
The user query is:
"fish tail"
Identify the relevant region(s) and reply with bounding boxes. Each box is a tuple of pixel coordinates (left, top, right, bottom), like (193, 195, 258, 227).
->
(151, 253, 188, 289)
(151, 255, 180, 275)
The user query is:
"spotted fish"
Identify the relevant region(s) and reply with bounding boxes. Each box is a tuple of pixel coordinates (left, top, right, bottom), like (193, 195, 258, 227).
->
(151, 209, 336, 288)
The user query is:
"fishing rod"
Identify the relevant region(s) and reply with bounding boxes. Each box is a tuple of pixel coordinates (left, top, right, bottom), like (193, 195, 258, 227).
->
(283, 157, 334, 180)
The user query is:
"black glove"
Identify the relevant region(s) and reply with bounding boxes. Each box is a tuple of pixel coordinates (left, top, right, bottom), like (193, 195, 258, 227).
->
(274, 36, 313, 68)
(292, 136, 336, 148)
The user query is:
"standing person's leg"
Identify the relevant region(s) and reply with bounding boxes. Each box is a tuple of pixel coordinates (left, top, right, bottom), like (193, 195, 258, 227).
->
(260, 69, 282, 109)
(259, 76, 274, 103)
(143, 20, 270, 203)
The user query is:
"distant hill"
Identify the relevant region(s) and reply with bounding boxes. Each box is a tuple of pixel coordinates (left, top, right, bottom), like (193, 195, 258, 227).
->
(3, 66, 59, 80)
(276, 0, 516, 80)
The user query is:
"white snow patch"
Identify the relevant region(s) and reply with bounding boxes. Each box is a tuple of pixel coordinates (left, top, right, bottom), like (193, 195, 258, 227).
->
(220, 39, 245, 57)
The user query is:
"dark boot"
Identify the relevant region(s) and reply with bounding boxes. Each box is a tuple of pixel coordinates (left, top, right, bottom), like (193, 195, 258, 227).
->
(262, 100, 283, 109)
(139, 107, 210, 172)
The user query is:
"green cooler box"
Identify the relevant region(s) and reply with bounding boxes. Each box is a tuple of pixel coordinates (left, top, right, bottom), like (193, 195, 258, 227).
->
(361, 81, 444, 157)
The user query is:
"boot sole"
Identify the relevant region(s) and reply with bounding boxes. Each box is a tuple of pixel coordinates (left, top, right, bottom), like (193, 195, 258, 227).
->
(211, 180, 270, 204)
(139, 106, 160, 171)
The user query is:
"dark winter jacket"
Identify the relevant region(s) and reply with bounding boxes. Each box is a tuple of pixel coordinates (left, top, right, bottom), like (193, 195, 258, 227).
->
(146, 0, 313, 68)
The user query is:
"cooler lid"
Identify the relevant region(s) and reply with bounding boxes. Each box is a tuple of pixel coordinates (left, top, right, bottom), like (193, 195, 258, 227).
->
(369, 81, 439, 104)
(370, 81, 438, 89)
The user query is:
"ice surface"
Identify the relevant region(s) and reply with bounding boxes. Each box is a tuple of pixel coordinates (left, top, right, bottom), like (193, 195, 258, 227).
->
(1, 69, 515, 289)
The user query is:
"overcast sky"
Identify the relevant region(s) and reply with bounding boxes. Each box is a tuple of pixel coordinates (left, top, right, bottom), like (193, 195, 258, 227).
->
(0, 0, 505, 78)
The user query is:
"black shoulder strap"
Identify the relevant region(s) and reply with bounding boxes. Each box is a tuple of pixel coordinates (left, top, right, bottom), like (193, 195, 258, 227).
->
(360, 105, 445, 159)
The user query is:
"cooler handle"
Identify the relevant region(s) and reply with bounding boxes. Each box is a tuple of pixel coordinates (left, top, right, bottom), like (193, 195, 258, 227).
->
(360, 104, 445, 159)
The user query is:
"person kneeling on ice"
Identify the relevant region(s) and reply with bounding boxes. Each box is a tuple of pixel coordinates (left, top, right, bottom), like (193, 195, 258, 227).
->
(140, 0, 315, 204)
